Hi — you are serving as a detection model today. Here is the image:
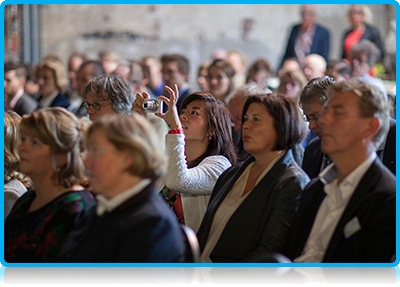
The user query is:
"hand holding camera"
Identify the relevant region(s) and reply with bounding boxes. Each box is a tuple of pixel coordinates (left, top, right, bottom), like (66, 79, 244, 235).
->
(156, 85, 182, 130)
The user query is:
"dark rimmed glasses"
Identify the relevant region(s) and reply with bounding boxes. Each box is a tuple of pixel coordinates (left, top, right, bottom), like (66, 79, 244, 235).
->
(83, 102, 111, 111)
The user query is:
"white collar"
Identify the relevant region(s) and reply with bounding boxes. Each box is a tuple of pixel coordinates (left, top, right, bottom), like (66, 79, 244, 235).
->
(96, 179, 151, 216)
(9, 89, 25, 109)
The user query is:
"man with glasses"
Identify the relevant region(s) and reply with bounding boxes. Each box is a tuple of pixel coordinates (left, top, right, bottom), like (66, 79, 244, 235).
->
(300, 76, 336, 179)
(82, 74, 134, 120)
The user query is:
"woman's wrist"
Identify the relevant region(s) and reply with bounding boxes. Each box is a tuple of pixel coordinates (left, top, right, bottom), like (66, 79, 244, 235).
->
(168, 128, 184, 135)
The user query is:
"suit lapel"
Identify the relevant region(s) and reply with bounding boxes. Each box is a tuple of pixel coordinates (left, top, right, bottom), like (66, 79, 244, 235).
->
(323, 159, 381, 262)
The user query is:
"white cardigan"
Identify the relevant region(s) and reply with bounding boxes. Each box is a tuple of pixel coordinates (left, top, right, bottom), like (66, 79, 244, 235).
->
(156, 133, 231, 232)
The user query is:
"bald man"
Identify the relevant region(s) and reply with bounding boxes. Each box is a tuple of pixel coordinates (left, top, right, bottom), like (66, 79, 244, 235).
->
(304, 54, 327, 81)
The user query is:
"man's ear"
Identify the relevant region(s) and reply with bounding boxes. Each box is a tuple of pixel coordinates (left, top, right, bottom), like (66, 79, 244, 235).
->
(364, 117, 381, 140)
(19, 78, 26, 88)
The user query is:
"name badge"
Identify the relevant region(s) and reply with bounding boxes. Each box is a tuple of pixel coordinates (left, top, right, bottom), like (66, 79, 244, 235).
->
(343, 216, 361, 239)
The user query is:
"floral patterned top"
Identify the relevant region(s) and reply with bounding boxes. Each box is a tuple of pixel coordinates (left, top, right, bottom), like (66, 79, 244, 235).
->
(4, 188, 96, 263)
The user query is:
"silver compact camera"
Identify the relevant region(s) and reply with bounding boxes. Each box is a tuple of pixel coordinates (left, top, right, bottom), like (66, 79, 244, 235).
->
(142, 99, 163, 113)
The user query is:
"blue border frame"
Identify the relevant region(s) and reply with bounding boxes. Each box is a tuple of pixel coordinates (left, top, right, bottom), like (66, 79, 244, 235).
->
(0, 1, 398, 269)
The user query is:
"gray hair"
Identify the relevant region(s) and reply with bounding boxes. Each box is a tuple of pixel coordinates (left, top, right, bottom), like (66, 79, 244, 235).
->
(225, 82, 272, 104)
(83, 74, 134, 115)
(328, 78, 390, 149)
(299, 76, 336, 107)
(351, 40, 381, 66)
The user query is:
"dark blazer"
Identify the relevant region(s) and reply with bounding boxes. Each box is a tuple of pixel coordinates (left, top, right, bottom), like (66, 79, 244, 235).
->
(281, 23, 330, 66)
(283, 158, 396, 263)
(58, 184, 185, 263)
(302, 137, 324, 179)
(37, 93, 70, 110)
(177, 87, 191, 111)
(382, 120, 396, 175)
(197, 149, 310, 263)
(13, 92, 38, 116)
(341, 24, 385, 61)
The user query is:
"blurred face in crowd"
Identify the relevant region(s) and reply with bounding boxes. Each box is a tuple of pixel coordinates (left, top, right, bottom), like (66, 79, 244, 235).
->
(350, 5, 365, 28)
(247, 69, 270, 87)
(84, 91, 116, 120)
(242, 103, 277, 156)
(279, 74, 301, 100)
(162, 61, 187, 89)
(228, 95, 245, 133)
(351, 52, 370, 78)
(207, 65, 230, 100)
(113, 65, 131, 81)
(68, 56, 84, 90)
(197, 67, 209, 92)
(304, 56, 326, 81)
(36, 67, 58, 98)
(226, 52, 244, 75)
(84, 128, 132, 198)
(77, 65, 95, 98)
(302, 102, 324, 138)
(301, 5, 316, 30)
(4, 70, 24, 98)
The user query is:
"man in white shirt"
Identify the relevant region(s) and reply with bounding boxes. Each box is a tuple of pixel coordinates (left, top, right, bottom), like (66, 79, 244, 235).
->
(283, 78, 396, 263)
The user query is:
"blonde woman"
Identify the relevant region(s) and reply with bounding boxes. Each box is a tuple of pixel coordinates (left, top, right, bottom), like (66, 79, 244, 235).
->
(5, 108, 96, 262)
(4, 110, 30, 218)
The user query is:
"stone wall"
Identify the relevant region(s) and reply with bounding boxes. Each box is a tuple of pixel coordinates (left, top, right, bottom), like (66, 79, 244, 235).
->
(39, 4, 395, 87)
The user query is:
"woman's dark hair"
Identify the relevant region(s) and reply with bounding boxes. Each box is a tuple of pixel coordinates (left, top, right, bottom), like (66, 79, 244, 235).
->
(180, 92, 237, 167)
(242, 94, 307, 151)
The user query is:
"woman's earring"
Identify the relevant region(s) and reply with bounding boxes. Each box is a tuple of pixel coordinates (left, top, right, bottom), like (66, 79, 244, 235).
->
(209, 136, 212, 140)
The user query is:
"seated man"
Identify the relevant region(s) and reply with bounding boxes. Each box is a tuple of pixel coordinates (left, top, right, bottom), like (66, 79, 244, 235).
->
(4, 62, 38, 115)
(300, 76, 336, 179)
(283, 79, 395, 263)
(304, 54, 327, 81)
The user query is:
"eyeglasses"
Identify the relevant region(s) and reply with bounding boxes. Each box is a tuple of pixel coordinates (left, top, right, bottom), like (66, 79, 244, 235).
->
(350, 10, 363, 16)
(303, 114, 321, 123)
(83, 102, 111, 111)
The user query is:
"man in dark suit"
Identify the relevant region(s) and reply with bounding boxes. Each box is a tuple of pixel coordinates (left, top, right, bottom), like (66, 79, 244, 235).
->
(161, 54, 191, 110)
(4, 62, 38, 116)
(301, 76, 336, 179)
(283, 79, 396, 263)
(281, 4, 330, 68)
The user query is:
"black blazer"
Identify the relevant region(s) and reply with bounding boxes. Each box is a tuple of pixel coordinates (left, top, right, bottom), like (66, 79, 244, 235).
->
(197, 149, 310, 263)
(382, 120, 396, 175)
(37, 93, 70, 110)
(13, 92, 38, 116)
(283, 158, 396, 263)
(341, 24, 385, 61)
(281, 23, 330, 66)
(302, 137, 324, 179)
(58, 184, 185, 263)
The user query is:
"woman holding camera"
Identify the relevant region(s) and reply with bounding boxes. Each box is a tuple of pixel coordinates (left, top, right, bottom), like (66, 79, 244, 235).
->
(134, 85, 236, 232)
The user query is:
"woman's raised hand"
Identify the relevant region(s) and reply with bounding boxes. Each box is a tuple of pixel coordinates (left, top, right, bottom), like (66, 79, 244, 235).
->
(132, 91, 151, 116)
(156, 85, 182, 129)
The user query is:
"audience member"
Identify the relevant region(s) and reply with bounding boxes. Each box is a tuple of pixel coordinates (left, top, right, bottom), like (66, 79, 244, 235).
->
(82, 74, 134, 120)
(212, 48, 228, 61)
(277, 69, 308, 106)
(197, 62, 210, 92)
(281, 4, 330, 68)
(5, 108, 96, 262)
(99, 51, 120, 74)
(326, 59, 351, 82)
(4, 62, 38, 116)
(300, 76, 336, 179)
(304, 54, 327, 81)
(197, 94, 309, 263)
(350, 40, 386, 98)
(226, 50, 248, 88)
(283, 79, 395, 263)
(161, 54, 191, 110)
(73, 60, 106, 117)
(24, 64, 39, 96)
(134, 86, 236, 232)
(342, 4, 384, 62)
(207, 59, 235, 102)
(66, 52, 87, 110)
(277, 58, 301, 79)
(34, 59, 70, 110)
(58, 114, 185, 262)
(142, 55, 165, 97)
(4, 110, 31, 218)
(246, 58, 272, 89)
